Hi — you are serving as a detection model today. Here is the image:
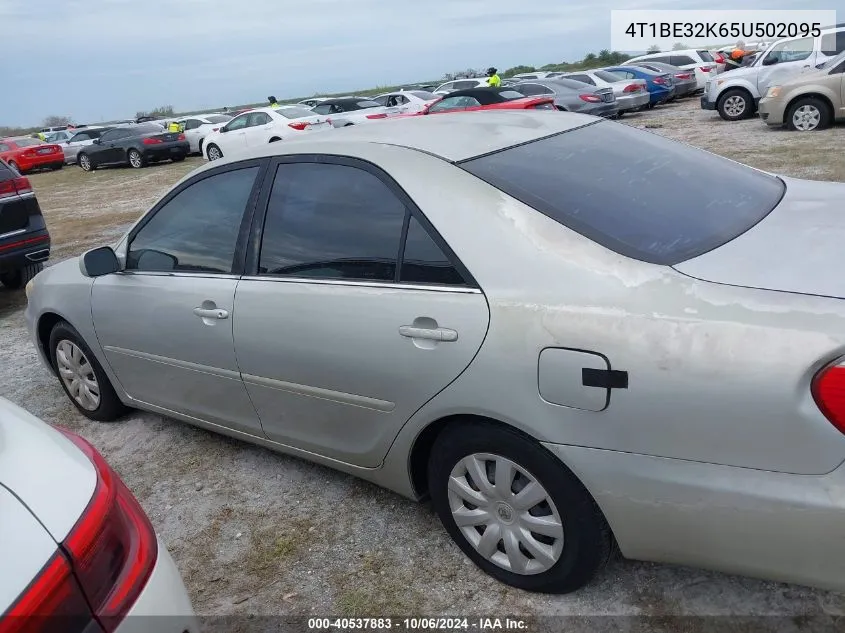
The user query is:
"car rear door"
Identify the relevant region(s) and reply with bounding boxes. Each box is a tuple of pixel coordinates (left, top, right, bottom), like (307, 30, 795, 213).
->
(233, 157, 490, 468)
(91, 161, 266, 435)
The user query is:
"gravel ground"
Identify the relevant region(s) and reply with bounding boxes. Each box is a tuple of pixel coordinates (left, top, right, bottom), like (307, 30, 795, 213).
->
(2, 102, 845, 621)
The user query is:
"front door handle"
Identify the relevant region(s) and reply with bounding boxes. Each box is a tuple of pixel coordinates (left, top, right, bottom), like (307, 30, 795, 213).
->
(193, 307, 229, 320)
(399, 325, 458, 342)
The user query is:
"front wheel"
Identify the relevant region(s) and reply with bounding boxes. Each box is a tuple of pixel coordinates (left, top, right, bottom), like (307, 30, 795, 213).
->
(717, 88, 753, 121)
(206, 143, 223, 161)
(786, 97, 830, 132)
(428, 421, 612, 593)
(127, 149, 145, 169)
(78, 153, 95, 171)
(49, 321, 127, 422)
(0, 262, 42, 289)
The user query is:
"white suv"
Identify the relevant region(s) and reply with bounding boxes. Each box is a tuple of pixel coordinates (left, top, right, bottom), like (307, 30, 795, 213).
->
(624, 49, 718, 89)
(701, 24, 845, 121)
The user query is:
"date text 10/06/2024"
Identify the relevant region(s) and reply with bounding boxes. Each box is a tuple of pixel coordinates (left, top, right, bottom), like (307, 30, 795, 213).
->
(307, 618, 528, 631)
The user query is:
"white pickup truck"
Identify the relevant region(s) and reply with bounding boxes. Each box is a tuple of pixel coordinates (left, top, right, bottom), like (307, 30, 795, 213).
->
(701, 25, 845, 121)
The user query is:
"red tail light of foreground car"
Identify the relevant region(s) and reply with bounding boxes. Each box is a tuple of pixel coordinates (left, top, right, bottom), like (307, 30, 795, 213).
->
(812, 364, 845, 436)
(0, 175, 31, 199)
(0, 429, 157, 633)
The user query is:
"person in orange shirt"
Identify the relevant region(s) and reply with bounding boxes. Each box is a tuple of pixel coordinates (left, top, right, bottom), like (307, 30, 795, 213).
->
(724, 40, 748, 72)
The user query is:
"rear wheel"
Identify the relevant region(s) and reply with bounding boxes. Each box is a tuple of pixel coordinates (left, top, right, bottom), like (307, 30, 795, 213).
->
(127, 149, 144, 169)
(717, 88, 753, 121)
(428, 421, 612, 593)
(78, 153, 94, 171)
(269, 137, 281, 143)
(786, 97, 830, 132)
(207, 143, 222, 161)
(0, 263, 42, 289)
(49, 321, 126, 422)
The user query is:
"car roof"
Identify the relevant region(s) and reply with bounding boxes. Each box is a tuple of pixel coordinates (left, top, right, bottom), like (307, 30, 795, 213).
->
(200, 111, 596, 166)
(516, 78, 592, 91)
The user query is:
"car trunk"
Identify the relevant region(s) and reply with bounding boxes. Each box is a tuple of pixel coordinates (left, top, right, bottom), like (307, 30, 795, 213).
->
(674, 177, 845, 299)
(595, 87, 615, 102)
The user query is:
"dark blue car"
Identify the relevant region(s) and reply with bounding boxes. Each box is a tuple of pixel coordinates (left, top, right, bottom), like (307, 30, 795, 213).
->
(602, 66, 675, 106)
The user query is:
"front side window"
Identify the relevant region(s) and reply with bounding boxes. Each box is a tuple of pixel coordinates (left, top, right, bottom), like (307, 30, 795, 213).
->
(70, 133, 92, 142)
(225, 115, 249, 131)
(460, 121, 785, 266)
(247, 112, 271, 126)
(429, 96, 481, 112)
(127, 167, 258, 273)
(821, 31, 845, 55)
(258, 162, 406, 281)
(312, 104, 332, 115)
(766, 37, 814, 63)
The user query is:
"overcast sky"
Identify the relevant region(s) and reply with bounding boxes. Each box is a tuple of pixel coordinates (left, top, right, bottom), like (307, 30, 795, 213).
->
(0, 0, 834, 126)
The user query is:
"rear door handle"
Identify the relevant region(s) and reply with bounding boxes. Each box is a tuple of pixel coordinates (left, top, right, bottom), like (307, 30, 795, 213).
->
(193, 307, 229, 320)
(398, 325, 458, 342)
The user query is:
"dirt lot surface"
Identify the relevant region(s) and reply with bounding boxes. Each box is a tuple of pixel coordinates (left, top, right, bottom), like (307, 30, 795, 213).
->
(2, 101, 845, 621)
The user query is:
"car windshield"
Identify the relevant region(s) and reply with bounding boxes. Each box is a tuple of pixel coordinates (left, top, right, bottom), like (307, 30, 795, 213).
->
(276, 107, 316, 119)
(819, 50, 845, 69)
(14, 138, 42, 147)
(206, 115, 231, 123)
(594, 70, 625, 82)
(459, 121, 785, 266)
(410, 91, 436, 100)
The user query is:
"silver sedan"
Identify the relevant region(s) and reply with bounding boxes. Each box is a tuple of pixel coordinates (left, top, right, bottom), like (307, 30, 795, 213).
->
(25, 112, 845, 595)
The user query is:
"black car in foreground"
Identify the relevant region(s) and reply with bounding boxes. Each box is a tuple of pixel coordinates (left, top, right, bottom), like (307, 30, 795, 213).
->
(0, 159, 50, 289)
(76, 123, 190, 171)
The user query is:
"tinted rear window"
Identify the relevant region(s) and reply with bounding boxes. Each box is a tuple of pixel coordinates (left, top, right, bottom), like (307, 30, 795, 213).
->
(459, 121, 785, 265)
(276, 107, 315, 119)
(14, 138, 42, 147)
(594, 70, 624, 82)
(698, 50, 714, 61)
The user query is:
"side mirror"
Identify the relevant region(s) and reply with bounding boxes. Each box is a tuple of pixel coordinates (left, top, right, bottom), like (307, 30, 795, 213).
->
(92, 138, 101, 144)
(762, 55, 778, 66)
(219, 127, 228, 133)
(80, 246, 120, 277)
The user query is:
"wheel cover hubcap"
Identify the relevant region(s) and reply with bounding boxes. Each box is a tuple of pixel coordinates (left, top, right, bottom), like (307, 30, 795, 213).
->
(130, 152, 141, 167)
(448, 453, 564, 575)
(209, 146, 221, 160)
(56, 340, 100, 411)
(725, 96, 745, 116)
(793, 105, 820, 131)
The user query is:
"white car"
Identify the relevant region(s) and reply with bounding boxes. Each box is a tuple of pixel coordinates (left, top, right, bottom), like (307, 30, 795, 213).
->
(310, 98, 401, 127)
(203, 106, 331, 161)
(61, 127, 108, 165)
(176, 113, 233, 155)
(432, 78, 492, 94)
(701, 25, 845, 121)
(624, 49, 718, 89)
(371, 90, 438, 114)
(559, 70, 650, 114)
(0, 397, 198, 632)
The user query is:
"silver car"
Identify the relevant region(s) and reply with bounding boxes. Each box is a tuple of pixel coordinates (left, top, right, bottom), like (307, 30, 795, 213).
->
(25, 112, 845, 595)
(511, 79, 619, 118)
(559, 70, 650, 114)
(62, 127, 110, 165)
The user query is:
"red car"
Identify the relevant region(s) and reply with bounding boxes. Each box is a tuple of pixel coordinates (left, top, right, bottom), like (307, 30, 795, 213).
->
(0, 137, 64, 174)
(403, 87, 556, 117)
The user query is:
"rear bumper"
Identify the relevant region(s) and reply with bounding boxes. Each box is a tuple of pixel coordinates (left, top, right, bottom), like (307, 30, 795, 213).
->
(16, 154, 63, 171)
(700, 94, 717, 110)
(0, 230, 50, 273)
(617, 93, 650, 111)
(546, 443, 845, 593)
(649, 88, 673, 104)
(115, 538, 199, 633)
(142, 142, 190, 161)
(578, 102, 619, 118)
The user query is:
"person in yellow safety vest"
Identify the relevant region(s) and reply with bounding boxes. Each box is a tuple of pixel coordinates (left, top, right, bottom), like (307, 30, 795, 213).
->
(167, 120, 181, 133)
(724, 40, 748, 72)
(268, 95, 281, 109)
(486, 67, 501, 87)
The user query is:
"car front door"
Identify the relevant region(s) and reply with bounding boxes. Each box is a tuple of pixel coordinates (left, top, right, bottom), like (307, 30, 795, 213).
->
(65, 132, 91, 162)
(233, 157, 490, 467)
(756, 37, 816, 94)
(89, 129, 123, 165)
(91, 162, 266, 435)
(220, 114, 249, 153)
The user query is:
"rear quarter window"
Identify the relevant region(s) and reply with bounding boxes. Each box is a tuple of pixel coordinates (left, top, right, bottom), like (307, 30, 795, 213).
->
(459, 121, 785, 266)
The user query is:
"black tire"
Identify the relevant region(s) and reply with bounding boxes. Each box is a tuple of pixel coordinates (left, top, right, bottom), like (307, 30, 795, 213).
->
(77, 153, 95, 172)
(127, 149, 145, 169)
(50, 163, 63, 171)
(8, 161, 21, 174)
(48, 321, 127, 422)
(171, 155, 186, 162)
(428, 421, 612, 593)
(344, 123, 354, 127)
(268, 137, 281, 143)
(0, 262, 42, 289)
(206, 143, 223, 161)
(717, 88, 753, 121)
(785, 97, 831, 132)
(197, 139, 204, 156)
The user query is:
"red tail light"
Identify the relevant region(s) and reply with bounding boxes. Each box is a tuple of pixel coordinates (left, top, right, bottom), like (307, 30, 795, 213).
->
(0, 176, 31, 198)
(142, 137, 163, 145)
(652, 77, 667, 85)
(579, 94, 601, 102)
(714, 54, 725, 64)
(288, 121, 309, 130)
(365, 113, 388, 119)
(812, 364, 845, 436)
(177, 134, 186, 141)
(700, 66, 712, 72)
(675, 73, 692, 79)
(1, 429, 159, 633)
(623, 83, 641, 93)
